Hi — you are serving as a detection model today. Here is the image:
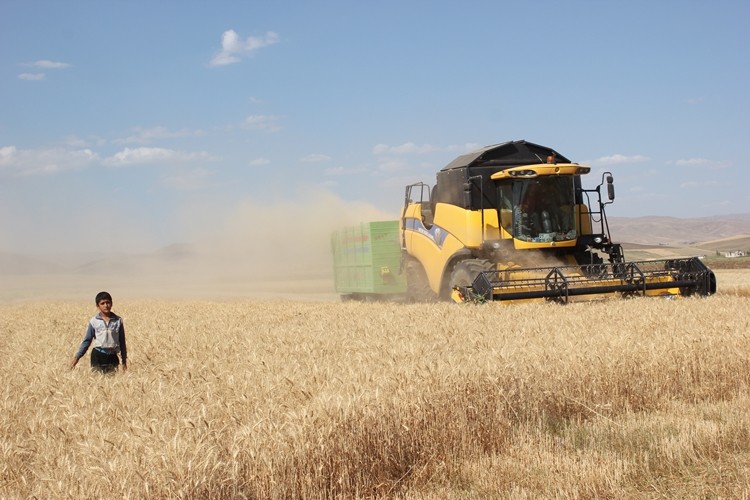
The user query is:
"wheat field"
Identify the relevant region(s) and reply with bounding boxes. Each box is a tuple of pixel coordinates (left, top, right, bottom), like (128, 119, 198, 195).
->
(1, 273, 749, 498)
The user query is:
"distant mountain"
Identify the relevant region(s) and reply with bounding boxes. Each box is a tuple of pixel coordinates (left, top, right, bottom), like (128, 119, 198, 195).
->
(698, 235, 750, 253)
(71, 243, 195, 275)
(0, 252, 65, 275)
(608, 213, 750, 246)
(0, 243, 195, 277)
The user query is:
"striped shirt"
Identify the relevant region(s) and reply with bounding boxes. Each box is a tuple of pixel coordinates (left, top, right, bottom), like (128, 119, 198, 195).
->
(74, 312, 128, 363)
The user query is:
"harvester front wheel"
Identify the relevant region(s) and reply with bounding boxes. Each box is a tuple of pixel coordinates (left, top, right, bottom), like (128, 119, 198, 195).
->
(576, 250, 607, 278)
(447, 259, 495, 299)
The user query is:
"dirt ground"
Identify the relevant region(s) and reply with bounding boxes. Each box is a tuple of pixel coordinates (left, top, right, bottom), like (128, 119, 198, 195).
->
(703, 257, 750, 270)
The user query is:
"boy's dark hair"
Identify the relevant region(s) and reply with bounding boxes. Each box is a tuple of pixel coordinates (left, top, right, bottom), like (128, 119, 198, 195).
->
(95, 291, 112, 304)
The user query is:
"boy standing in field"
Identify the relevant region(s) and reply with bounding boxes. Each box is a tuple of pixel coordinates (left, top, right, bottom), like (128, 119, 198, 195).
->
(70, 291, 128, 373)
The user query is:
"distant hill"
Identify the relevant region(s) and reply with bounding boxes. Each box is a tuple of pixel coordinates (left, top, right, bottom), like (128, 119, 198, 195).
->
(0, 244, 195, 276)
(608, 213, 750, 247)
(0, 252, 65, 275)
(696, 235, 750, 252)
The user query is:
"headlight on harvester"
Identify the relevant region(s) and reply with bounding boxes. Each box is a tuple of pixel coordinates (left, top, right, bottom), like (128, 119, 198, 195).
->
(594, 236, 603, 244)
(508, 169, 537, 177)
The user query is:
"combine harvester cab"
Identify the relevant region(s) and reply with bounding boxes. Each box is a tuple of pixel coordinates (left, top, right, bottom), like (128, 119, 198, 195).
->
(399, 140, 717, 303)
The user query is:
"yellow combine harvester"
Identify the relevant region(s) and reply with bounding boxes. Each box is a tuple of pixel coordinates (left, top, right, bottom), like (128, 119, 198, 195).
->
(399, 140, 716, 303)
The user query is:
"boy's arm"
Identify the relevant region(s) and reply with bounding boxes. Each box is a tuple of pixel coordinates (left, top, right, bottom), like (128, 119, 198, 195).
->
(70, 323, 95, 369)
(119, 322, 127, 371)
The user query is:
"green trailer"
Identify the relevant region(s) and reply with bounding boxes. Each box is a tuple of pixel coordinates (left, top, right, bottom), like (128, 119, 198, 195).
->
(330, 221, 407, 300)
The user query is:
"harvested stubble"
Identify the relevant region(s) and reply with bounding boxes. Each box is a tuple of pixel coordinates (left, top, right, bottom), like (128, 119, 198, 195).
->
(1, 292, 749, 498)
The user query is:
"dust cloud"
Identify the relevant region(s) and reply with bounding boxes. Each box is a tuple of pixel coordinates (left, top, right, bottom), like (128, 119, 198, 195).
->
(186, 190, 394, 283)
(1, 191, 395, 302)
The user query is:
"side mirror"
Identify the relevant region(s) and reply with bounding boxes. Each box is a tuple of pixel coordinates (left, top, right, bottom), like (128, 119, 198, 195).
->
(463, 182, 472, 207)
(606, 175, 615, 201)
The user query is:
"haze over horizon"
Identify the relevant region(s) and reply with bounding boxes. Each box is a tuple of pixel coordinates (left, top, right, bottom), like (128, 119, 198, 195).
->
(2, 1, 748, 257)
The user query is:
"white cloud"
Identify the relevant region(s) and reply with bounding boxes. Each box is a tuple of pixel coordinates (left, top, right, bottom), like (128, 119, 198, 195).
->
(209, 29, 279, 67)
(116, 126, 206, 145)
(0, 146, 18, 167)
(590, 154, 650, 166)
(243, 114, 281, 132)
(0, 145, 99, 175)
(28, 60, 71, 69)
(300, 153, 331, 163)
(0, 143, 219, 179)
(104, 147, 215, 167)
(673, 158, 730, 169)
(446, 143, 482, 153)
(372, 142, 438, 155)
(675, 158, 709, 166)
(680, 180, 719, 189)
(18, 73, 45, 81)
(324, 166, 366, 176)
(380, 174, 424, 189)
(372, 142, 479, 156)
(58, 135, 107, 148)
(18, 60, 71, 82)
(376, 159, 410, 172)
(249, 158, 270, 167)
(679, 181, 700, 189)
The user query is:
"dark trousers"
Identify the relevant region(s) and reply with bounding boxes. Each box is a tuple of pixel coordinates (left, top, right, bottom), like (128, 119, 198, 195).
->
(91, 348, 120, 373)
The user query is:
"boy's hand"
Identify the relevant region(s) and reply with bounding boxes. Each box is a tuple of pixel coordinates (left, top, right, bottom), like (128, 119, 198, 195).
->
(69, 356, 79, 370)
(122, 363, 128, 372)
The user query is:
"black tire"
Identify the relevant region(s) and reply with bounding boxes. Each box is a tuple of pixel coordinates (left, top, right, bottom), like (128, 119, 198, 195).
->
(447, 259, 495, 299)
(575, 250, 607, 278)
(404, 256, 438, 302)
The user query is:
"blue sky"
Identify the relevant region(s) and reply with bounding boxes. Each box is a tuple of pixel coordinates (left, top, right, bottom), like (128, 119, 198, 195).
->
(1, 0, 748, 255)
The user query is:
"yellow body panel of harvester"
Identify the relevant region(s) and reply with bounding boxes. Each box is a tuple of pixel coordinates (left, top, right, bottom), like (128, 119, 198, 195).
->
(401, 202, 478, 294)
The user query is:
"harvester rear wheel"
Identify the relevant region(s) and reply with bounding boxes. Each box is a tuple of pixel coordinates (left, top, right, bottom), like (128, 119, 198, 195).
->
(405, 257, 437, 302)
(448, 259, 495, 298)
